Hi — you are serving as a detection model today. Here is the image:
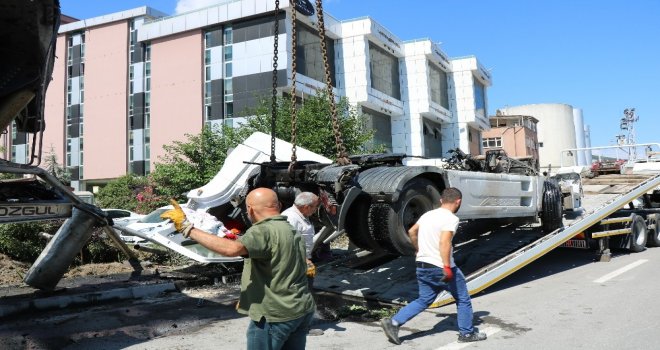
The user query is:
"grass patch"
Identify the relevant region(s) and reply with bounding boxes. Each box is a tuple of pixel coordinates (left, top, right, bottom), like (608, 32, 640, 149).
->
(335, 304, 399, 320)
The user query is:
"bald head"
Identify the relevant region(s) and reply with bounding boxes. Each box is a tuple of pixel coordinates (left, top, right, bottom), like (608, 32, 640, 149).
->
(246, 187, 281, 222)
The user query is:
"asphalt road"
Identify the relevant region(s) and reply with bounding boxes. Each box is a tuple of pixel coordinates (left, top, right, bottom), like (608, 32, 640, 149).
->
(3, 246, 660, 350)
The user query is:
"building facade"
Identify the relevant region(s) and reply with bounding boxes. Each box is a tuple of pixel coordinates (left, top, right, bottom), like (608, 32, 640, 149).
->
(3, 1, 491, 191)
(497, 103, 591, 173)
(482, 114, 539, 161)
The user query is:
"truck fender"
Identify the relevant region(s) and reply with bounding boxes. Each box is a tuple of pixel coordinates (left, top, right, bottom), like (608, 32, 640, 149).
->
(356, 166, 446, 203)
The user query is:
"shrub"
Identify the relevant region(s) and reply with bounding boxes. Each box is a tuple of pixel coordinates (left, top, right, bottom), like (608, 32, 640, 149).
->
(96, 174, 148, 212)
(0, 221, 60, 262)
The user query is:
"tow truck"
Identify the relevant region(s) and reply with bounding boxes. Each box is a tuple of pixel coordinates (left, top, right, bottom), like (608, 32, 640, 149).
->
(557, 144, 660, 261)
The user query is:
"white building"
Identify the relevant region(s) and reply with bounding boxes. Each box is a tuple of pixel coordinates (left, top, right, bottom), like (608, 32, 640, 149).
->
(497, 103, 591, 172)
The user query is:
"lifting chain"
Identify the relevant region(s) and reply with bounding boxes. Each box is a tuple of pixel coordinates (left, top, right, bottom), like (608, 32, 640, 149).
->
(288, 0, 298, 174)
(270, 0, 280, 164)
(315, 0, 351, 166)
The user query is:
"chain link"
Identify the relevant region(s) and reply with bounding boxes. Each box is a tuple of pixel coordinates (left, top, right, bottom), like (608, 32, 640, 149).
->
(270, 0, 280, 164)
(288, 0, 298, 174)
(315, 0, 350, 165)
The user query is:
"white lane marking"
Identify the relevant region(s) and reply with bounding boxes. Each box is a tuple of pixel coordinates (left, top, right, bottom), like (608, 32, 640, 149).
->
(593, 259, 648, 284)
(434, 326, 501, 350)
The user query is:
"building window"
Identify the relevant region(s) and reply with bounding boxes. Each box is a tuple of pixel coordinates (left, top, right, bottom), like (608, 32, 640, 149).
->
(429, 63, 449, 109)
(482, 137, 502, 149)
(295, 22, 335, 86)
(203, 26, 227, 122)
(422, 119, 442, 158)
(369, 42, 400, 100)
(223, 26, 232, 45)
(223, 26, 233, 119)
(362, 106, 393, 152)
(474, 78, 486, 115)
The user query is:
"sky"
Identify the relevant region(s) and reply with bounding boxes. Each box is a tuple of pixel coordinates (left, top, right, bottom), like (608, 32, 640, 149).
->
(59, 0, 660, 148)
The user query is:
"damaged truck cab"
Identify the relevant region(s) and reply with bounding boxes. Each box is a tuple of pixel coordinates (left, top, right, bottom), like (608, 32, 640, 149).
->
(181, 132, 563, 258)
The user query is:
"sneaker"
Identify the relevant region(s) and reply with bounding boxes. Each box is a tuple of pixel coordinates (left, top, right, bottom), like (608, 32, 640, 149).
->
(457, 332, 487, 343)
(380, 318, 401, 345)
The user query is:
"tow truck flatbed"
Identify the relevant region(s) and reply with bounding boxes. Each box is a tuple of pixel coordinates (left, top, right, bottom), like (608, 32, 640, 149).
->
(314, 172, 660, 307)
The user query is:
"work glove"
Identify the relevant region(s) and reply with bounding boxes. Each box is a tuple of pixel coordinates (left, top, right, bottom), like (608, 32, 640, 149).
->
(442, 265, 454, 282)
(160, 199, 194, 238)
(306, 260, 316, 278)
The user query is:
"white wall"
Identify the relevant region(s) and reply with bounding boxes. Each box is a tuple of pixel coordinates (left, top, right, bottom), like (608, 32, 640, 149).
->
(498, 103, 577, 171)
(572, 108, 587, 166)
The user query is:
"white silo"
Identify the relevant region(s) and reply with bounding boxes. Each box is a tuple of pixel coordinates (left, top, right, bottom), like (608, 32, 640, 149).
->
(497, 103, 578, 173)
(572, 108, 586, 166)
(584, 125, 593, 164)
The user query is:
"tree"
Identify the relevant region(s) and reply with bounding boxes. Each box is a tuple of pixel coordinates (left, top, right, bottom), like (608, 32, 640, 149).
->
(149, 124, 252, 201)
(147, 92, 382, 203)
(43, 147, 71, 186)
(242, 92, 383, 159)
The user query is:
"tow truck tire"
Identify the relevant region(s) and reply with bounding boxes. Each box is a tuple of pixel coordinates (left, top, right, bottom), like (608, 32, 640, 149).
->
(646, 214, 660, 247)
(629, 214, 647, 252)
(368, 178, 441, 255)
(541, 180, 563, 233)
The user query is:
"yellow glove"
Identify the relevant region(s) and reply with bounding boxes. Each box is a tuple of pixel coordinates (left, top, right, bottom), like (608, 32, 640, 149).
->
(160, 199, 194, 237)
(306, 260, 316, 278)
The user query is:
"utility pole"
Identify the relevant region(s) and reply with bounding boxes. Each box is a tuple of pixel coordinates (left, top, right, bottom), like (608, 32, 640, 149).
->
(617, 108, 639, 161)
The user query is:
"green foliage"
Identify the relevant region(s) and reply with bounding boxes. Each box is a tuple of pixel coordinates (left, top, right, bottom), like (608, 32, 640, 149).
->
(243, 92, 383, 159)
(149, 125, 251, 201)
(96, 174, 148, 212)
(0, 220, 130, 264)
(134, 184, 170, 215)
(141, 92, 383, 211)
(0, 221, 59, 262)
(335, 303, 399, 320)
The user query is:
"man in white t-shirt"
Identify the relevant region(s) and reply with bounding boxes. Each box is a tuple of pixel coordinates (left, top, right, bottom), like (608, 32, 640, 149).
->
(380, 187, 487, 345)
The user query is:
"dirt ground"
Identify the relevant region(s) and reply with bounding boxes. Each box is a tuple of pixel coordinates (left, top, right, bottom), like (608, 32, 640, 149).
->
(0, 233, 350, 287)
(0, 253, 155, 287)
(0, 253, 30, 286)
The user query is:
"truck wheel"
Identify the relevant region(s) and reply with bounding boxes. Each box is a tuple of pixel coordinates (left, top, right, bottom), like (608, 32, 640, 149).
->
(368, 178, 441, 255)
(541, 180, 563, 233)
(345, 196, 380, 251)
(629, 214, 647, 252)
(646, 214, 660, 247)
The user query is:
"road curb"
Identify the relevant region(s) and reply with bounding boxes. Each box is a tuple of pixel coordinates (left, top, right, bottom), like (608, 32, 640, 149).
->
(0, 282, 178, 319)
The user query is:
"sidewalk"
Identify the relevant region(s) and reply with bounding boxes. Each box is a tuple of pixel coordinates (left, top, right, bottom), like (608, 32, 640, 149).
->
(0, 264, 212, 319)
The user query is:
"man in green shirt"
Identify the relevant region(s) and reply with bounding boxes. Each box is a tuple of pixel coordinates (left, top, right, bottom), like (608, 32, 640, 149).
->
(161, 187, 315, 349)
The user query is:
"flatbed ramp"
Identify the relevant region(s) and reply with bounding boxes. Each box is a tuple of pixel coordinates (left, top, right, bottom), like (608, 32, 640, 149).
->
(314, 173, 660, 307)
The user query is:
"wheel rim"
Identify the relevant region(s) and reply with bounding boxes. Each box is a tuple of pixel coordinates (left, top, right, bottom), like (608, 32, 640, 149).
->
(399, 194, 433, 230)
(633, 219, 647, 246)
(650, 215, 659, 241)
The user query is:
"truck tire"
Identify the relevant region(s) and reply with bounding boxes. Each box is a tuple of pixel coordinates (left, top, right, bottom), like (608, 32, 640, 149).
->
(646, 214, 660, 247)
(541, 180, 563, 233)
(345, 196, 381, 251)
(368, 178, 441, 255)
(629, 214, 647, 252)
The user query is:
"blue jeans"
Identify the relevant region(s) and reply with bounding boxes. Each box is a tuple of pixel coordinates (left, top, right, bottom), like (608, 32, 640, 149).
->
(246, 311, 314, 350)
(392, 266, 475, 336)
